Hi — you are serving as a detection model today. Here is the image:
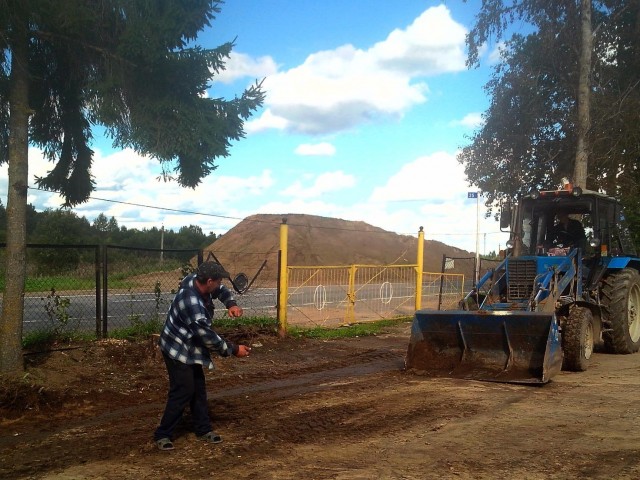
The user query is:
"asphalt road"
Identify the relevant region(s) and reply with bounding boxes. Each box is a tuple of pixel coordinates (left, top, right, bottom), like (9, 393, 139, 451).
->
(18, 288, 278, 335)
(13, 281, 449, 335)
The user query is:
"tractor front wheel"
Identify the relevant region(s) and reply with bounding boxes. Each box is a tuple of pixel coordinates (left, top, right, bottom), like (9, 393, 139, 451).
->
(562, 306, 594, 372)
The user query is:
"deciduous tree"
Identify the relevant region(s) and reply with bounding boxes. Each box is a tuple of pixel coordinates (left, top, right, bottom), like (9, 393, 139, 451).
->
(30, 209, 92, 273)
(460, 0, 639, 231)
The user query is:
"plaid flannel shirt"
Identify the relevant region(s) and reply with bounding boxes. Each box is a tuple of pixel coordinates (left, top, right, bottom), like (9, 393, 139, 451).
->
(158, 273, 238, 369)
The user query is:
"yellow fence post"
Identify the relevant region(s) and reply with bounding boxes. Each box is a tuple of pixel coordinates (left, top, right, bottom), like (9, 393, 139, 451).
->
(345, 264, 357, 324)
(415, 226, 424, 311)
(277, 218, 288, 336)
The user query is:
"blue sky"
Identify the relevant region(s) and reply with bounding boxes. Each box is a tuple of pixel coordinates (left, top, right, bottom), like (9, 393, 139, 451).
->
(2, 1, 510, 255)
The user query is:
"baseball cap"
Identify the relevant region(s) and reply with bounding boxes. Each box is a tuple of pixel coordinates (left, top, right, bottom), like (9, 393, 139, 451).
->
(196, 261, 230, 281)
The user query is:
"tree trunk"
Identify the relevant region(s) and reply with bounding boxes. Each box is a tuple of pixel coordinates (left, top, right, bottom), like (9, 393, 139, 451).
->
(0, 17, 30, 375)
(573, 0, 592, 189)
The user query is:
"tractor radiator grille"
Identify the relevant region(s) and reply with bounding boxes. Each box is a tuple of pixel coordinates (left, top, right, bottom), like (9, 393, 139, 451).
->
(507, 259, 537, 301)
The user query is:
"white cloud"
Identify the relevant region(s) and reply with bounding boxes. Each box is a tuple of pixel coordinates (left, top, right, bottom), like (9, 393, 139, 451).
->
(244, 108, 289, 134)
(370, 5, 467, 75)
(213, 52, 278, 84)
(255, 198, 341, 217)
(360, 151, 505, 253)
(488, 41, 508, 64)
(280, 171, 356, 199)
(294, 142, 336, 156)
(21, 147, 69, 209)
(370, 151, 469, 202)
(91, 149, 157, 190)
(450, 112, 484, 129)
(246, 5, 467, 135)
(7, 147, 274, 236)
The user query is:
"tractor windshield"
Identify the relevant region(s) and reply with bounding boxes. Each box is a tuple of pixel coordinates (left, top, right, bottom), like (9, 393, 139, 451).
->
(517, 197, 594, 256)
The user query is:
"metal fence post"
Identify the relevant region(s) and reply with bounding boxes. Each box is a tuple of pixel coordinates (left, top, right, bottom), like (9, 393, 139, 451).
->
(277, 218, 288, 336)
(95, 245, 102, 339)
(415, 226, 424, 311)
(102, 245, 108, 338)
(437, 254, 446, 311)
(345, 264, 356, 324)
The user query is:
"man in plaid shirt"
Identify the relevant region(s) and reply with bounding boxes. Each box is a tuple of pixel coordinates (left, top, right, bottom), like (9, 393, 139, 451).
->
(154, 261, 251, 451)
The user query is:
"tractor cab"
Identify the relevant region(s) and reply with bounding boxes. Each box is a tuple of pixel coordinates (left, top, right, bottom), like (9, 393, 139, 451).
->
(504, 187, 637, 260)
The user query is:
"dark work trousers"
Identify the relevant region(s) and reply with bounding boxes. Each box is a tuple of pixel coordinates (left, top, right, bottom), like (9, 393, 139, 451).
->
(154, 353, 212, 440)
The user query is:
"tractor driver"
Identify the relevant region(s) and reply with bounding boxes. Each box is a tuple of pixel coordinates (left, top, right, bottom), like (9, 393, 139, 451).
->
(549, 212, 586, 250)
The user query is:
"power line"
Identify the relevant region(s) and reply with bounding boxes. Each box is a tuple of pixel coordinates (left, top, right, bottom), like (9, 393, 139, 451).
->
(28, 186, 242, 221)
(26, 186, 505, 237)
(90, 195, 242, 222)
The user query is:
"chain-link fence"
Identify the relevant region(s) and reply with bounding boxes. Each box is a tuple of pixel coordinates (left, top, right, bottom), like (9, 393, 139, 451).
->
(99, 245, 202, 335)
(0, 244, 203, 339)
(1, 242, 506, 339)
(17, 244, 101, 338)
(201, 249, 277, 321)
(421, 272, 465, 310)
(0, 243, 278, 340)
(437, 255, 503, 310)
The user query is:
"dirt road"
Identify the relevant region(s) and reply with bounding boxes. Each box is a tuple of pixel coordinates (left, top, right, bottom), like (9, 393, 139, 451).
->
(1, 321, 640, 479)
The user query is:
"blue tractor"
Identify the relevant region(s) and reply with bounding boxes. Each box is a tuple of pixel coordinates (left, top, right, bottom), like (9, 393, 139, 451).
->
(406, 185, 640, 384)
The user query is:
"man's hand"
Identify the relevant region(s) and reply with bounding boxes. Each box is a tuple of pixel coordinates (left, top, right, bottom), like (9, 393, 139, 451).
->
(235, 345, 251, 357)
(227, 305, 243, 318)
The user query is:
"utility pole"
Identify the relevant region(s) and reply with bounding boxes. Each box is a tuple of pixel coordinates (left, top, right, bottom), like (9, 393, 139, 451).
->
(475, 194, 480, 284)
(468, 191, 480, 285)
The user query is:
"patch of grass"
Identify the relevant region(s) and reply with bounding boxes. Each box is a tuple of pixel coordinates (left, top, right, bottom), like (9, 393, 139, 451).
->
(287, 317, 412, 339)
(109, 318, 164, 340)
(23, 276, 94, 293)
(22, 330, 58, 349)
(105, 316, 410, 342)
(22, 329, 95, 350)
(214, 316, 278, 330)
(107, 259, 184, 284)
(0, 258, 185, 293)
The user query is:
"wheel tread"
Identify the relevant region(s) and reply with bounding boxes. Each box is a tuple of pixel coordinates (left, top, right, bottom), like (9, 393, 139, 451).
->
(600, 268, 640, 354)
(562, 306, 593, 372)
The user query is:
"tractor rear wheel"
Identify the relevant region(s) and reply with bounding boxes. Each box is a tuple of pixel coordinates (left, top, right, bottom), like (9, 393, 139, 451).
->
(562, 306, 594, 372)
(601, 268, 640, 354)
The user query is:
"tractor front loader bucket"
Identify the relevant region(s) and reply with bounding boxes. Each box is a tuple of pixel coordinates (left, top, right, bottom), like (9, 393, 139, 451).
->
(405, 310, 563, 384)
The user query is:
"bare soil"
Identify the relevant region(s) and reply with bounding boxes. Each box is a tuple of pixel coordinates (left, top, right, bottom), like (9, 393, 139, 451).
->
(2, 322, 640, 480)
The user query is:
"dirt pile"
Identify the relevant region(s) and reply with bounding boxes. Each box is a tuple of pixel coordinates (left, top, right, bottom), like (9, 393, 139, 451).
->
(202, 213, 474, 284)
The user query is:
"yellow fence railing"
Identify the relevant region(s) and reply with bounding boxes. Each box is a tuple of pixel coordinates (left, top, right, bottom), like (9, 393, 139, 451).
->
(285, 265, 465, 328)
(276, 221, 466, 331)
